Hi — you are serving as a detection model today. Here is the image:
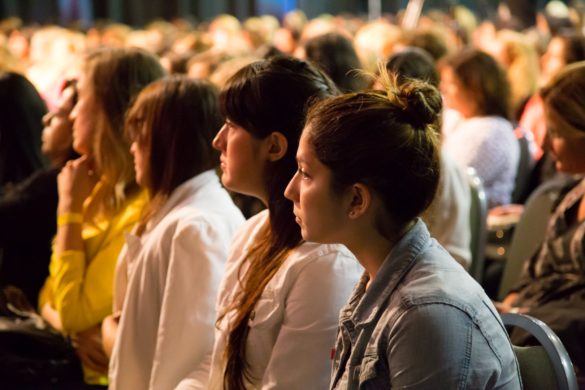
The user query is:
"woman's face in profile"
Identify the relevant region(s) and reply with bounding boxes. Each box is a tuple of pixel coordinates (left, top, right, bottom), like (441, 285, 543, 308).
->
(440, 66, 476, 118)
(212, 119, 269, 199)
(285, 128, 350, 244)
(69, 72, 96, 156)
(547, 114, 585, 174)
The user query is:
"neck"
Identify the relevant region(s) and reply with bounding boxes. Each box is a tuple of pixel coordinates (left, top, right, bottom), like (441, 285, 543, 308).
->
(345, 220, 415, 281)
(345, 229, 394, 281)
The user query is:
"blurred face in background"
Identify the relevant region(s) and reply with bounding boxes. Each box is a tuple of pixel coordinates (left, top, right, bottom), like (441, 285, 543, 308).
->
(440, 65, 477, 118)
(42, 84, 76, 164)
(547, 115, 585, 174)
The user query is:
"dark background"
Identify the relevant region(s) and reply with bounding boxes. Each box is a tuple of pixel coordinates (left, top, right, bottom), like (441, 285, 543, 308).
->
(0, 0, 553, 28)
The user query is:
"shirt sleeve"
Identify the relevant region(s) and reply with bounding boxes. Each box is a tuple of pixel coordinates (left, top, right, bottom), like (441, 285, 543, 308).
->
(46, 195, 144, 334)
(148, 221, 226, 390)
(48, 233, 124, 333)
(260, 251, 358, 390)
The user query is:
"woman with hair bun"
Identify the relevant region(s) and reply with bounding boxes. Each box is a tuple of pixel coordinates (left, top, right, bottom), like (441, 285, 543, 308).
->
(285, 75, 522, 389)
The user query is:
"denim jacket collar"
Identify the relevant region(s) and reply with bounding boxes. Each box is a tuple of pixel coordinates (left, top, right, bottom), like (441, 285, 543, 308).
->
(341, 218, 431, 329)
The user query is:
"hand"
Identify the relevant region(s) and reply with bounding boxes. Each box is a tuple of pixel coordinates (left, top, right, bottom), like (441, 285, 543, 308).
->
(57, 155, 98, 214)
(101, 312, 121, 358)
(493, 293, 528, 314)
(71, 324, 109, 374)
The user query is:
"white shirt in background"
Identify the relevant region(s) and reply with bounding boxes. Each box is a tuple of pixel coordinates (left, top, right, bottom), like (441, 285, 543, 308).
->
(109, 170, 245, 390)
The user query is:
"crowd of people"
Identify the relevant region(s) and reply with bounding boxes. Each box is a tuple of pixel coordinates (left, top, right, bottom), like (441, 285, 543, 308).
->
(0, 2, 584, 388)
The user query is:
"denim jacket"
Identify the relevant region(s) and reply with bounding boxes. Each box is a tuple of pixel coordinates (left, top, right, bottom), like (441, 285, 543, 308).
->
(331, 219, 522, 390)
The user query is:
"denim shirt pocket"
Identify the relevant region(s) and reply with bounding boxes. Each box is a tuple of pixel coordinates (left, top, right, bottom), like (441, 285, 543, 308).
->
(357, 353, 389, 389)
(248, 288, 281, 329)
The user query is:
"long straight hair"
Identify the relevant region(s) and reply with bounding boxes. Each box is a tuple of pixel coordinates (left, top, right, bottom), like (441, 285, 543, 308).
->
(125, 76, 222, 235)
(217, 56, 338, 389)
(82, 47, 166, 221)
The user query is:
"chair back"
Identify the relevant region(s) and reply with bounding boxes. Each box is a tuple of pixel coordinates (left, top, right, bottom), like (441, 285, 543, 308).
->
(466, 167, 488, 283)
(512, 131, 536, 204)
(501, 313, 578, 390)
(497, 177, 571, 300)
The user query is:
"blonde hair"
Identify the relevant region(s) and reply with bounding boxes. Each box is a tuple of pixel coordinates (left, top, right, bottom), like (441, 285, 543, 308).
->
(498, 30, 540, 116)
(82, 47, 165, 220)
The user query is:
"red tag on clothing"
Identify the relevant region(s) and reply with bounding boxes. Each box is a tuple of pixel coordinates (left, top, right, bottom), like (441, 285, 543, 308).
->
(330, 347, 336, 360)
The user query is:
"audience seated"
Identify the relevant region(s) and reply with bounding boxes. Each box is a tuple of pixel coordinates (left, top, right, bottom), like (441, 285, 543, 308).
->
(105, 76, 244, 389)
(284, 71, 521, 388)
(208, 56, 361, 389)
(37, 47, 165, 385)
(496, 61, 585, 383)
(441, 49, 520, 208)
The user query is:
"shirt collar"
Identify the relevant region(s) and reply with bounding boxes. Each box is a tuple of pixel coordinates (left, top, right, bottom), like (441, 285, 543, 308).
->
(340, 218, 431, 328)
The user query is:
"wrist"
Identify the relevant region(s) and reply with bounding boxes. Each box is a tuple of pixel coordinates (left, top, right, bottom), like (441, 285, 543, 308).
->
(58, 201, 83, 215)
(57, 212, 83, 227)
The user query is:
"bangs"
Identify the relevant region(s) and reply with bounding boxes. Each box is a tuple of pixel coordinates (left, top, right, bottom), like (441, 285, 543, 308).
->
(219, 61, 266, 138)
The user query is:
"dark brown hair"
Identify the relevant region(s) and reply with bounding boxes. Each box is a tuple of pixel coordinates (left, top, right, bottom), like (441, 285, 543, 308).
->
(306, 75, 441, 236)
(218, 56, 338, 389)
(126, 76, 222, 235)
(0, 72, 47, 187)
(304, 32, 367, 92)
(443, 49, 510, 120)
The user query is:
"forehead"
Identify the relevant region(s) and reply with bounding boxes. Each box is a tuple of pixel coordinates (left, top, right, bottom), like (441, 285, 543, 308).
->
(297, 126, 313, 158)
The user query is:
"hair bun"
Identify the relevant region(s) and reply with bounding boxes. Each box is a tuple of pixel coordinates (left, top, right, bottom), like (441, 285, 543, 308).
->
(397, 80, 442, 129)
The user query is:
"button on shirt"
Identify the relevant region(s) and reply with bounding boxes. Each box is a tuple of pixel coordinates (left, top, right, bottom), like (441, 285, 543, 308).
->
(331, 219, 522, 390)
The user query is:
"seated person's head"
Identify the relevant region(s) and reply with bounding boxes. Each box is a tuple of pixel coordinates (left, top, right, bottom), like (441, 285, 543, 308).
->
(440, 49, 510, 120)
(285, 74, 442, 243)
(541, 61, 585, 174)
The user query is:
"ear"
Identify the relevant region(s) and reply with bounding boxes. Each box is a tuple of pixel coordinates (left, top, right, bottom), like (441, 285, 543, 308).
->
(347, 183, 372, 219)
(266, 132, 288, 162)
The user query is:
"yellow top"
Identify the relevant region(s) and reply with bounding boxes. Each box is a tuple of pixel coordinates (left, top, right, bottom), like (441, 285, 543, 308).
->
(39, 184, 146, 384)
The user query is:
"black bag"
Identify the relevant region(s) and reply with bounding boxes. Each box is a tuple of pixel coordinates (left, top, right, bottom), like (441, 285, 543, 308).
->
(0, 287, 81, 386)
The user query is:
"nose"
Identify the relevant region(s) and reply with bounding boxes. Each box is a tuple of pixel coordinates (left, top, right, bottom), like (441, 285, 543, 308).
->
(284, 171, 300, 202)
(130, 141, 138, 156)
(212, 124, 227, 151)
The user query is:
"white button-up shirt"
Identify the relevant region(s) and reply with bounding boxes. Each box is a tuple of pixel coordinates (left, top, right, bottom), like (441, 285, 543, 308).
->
(208, 210, 362, 390)
(109, 170, 245, 390)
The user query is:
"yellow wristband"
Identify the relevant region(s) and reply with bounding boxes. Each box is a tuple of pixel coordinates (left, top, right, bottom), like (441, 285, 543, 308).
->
(57, 213, 83, 227)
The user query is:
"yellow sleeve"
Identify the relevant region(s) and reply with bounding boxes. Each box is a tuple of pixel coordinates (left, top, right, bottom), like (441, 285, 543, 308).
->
(42, 192, 146, 334)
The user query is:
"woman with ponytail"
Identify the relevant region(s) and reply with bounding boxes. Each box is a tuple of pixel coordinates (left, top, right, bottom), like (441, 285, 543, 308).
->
(209, 56, 361, 389)
(285, 74, 522, 389)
